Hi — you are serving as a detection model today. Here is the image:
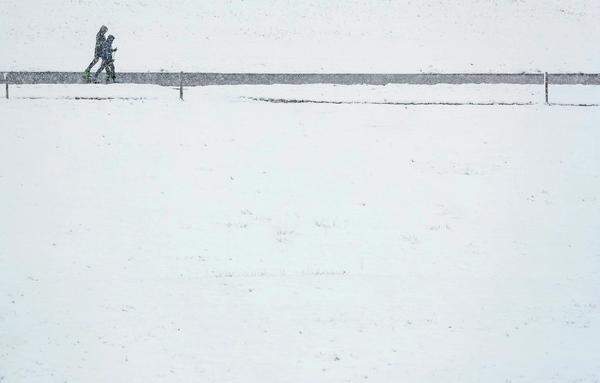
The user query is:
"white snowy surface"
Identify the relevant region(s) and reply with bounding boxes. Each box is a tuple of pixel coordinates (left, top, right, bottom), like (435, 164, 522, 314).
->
(7, 83, 600, 105)
(7, 84, 177, 100)
(1, 85, 600, 382)
(203, 84, 543, 104)
(1, 1, 599, 72)
(550, 84, 600, 105)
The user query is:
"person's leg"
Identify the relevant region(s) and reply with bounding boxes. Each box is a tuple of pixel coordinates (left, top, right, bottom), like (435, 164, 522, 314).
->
(108, 62, 116, 81)
(93, 59, 107, 82)
(104, 61, 112, 82)
(85, 56, 99, 72)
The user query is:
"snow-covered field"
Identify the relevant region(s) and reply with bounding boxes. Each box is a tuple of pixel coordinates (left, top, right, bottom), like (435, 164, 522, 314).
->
(5, 83, 600, 105)
(1, 84, 599, 382)
(1, 1, 599, 72)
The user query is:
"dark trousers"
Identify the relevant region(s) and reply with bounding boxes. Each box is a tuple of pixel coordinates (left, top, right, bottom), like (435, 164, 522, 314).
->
(86, 49, 102, 72)
(94, 59, 116, 81)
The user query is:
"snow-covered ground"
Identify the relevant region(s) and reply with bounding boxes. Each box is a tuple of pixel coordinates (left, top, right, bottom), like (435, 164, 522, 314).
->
(6, 83, 600, 105)
(1, 84, 599, 382)
(1, 1, 599, 72)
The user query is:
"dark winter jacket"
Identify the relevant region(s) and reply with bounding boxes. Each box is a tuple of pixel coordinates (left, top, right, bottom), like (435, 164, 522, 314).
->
(94, 26, 108, 56)
(100, 36, 116, 61)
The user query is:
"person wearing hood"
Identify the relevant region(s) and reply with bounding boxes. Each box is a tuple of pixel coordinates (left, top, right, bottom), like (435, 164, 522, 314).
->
(84, 25, 108, 81)
(93, 35, 117, 83)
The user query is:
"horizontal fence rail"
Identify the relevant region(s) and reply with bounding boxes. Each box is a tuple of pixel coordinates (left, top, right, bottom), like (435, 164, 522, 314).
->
(3, 72, 600, 86)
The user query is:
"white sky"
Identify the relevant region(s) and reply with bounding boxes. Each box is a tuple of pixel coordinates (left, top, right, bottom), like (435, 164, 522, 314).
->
(1, 0, 599, 72)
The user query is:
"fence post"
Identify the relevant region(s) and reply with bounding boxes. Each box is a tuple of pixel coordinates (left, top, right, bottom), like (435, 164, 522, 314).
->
(544, 72, 549, 105)
(4, 73, 8, 99)
(179, 72, 184, 100)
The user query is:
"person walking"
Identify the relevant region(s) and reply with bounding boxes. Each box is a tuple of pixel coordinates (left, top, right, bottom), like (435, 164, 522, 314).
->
(83, 25, 108, 82)
(93, 35, 117, 83)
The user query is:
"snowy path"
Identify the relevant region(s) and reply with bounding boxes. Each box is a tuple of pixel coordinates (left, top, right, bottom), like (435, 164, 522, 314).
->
(4, 72, 600, 87)
(1, 85, 600, 382)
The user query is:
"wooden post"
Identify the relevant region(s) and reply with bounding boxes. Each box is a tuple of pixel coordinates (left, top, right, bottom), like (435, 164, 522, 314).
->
(179, 72, 183, 100)
(4, 73, 8, 99)
(544, 72, 549, 105)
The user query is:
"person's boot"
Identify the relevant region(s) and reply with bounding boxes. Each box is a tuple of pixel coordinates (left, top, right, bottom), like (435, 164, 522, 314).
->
(83, 69, 91, 82)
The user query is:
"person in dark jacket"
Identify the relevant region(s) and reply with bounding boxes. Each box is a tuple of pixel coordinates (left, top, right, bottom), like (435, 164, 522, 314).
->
(93, 35, 117, 83)
(84, 25, 108, 81)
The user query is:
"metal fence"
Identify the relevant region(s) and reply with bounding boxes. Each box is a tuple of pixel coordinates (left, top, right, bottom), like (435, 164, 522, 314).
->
(2, 72, 600, 105)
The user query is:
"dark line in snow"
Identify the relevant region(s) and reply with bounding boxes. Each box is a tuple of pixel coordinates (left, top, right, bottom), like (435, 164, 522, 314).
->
(243, 97, 536, 106)
(548, 102, 600, 107)
(210, 270, 349, 279)
(15, 96, 153, 101)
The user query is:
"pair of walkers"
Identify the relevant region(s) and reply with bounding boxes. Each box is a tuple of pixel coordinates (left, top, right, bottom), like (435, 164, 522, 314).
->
(84, 25, 117, 83)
